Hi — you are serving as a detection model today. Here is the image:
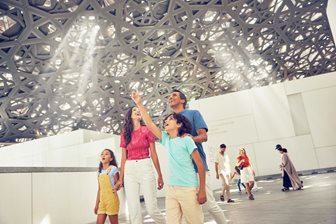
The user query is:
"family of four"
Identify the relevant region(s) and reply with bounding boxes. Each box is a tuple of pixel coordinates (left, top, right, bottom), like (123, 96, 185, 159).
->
(94, 90, 227, 224)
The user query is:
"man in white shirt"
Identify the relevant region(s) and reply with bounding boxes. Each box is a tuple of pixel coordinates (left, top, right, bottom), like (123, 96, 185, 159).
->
(215, 144, 234, 203)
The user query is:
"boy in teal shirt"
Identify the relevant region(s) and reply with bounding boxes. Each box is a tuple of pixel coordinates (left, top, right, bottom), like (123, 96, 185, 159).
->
(131, 90, 206, 224)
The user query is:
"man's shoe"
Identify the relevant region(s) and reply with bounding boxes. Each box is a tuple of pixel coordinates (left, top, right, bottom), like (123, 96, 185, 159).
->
(227, 199, 234, 203)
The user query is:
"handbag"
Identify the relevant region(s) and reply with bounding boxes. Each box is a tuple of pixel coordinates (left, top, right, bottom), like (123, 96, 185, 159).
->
(234, 166, 241, 174)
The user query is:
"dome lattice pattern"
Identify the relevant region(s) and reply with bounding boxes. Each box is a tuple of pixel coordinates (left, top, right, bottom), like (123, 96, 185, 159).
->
(0, 0, 335, 142)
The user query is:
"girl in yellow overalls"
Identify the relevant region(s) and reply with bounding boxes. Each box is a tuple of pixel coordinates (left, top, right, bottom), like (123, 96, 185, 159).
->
(94, 149, 120, 224)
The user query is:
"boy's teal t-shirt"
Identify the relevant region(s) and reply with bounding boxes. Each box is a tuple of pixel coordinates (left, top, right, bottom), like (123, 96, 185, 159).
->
(160, 131, 199, 187)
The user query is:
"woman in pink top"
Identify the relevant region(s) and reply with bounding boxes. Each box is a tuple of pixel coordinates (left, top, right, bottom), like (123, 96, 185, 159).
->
(115, 106, 165, 224)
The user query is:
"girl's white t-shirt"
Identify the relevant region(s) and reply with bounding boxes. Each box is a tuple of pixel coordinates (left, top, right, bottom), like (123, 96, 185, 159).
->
(99, 165, 118, 186)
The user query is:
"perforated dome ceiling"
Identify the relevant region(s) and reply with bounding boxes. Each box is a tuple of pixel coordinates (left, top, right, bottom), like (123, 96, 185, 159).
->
(0, 0, 335, 143)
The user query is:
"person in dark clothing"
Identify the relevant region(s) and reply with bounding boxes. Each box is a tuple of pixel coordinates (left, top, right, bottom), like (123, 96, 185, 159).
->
(275, 144, 303, 191)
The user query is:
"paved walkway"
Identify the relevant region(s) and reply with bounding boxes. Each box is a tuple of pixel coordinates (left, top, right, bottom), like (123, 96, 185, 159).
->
(118, 172, 336, 224)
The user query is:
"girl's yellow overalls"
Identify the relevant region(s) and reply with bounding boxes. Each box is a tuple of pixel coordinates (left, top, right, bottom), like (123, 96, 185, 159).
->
(97, 166, 120, 215)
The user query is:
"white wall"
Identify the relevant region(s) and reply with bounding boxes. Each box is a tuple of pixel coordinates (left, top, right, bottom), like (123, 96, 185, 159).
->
(0, 172, 120, 224)
(32, 172, 97, 224)
(0, 173, 32, 224)
(0, 129, 116, 167)
(189, 71, 336, 190)
(327, 0, 336, 43)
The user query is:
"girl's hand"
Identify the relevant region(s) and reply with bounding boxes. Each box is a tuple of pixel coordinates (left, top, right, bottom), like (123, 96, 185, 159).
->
(157, 176, 164, 190)
(197, 189, 207, 204)
(131, 90, 141, 104)
(94, 205, 98, 215)
(114, 180, 123, 191)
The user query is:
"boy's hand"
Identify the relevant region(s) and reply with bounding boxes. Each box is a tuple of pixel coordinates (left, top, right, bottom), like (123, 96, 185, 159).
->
(197, 188, 207, 204)
(131, 90, 141, 104)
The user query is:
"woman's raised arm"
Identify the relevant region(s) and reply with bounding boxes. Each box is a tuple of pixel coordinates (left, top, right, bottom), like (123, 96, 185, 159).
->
(131, 90, 162, 140)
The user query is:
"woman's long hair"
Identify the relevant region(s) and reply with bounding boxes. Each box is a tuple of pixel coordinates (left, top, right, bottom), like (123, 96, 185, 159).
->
(98, 149, 118, 173)
(123, 106, 144, 147)
(239, 147, 248, 157)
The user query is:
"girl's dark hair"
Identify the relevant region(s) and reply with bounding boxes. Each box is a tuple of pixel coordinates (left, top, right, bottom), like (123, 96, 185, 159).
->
(98, 149, 118, 173)
(278, 147, 288, 153)
(163, 113, 192, 136)
(123, 106, 144, 146)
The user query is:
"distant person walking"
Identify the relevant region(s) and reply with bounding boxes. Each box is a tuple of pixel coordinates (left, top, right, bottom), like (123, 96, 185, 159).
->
(236, 147, 256, 200)
(275, 144, 303, 191)
(215, 144, 234, 203)
(231, 166, 246, 193)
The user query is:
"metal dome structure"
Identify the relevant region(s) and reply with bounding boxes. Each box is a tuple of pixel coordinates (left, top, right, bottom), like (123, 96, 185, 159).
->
(0, 0, 335, 143)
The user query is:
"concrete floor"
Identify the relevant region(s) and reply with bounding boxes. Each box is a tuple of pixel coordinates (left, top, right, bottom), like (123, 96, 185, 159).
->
(118, 172, 336, 224)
